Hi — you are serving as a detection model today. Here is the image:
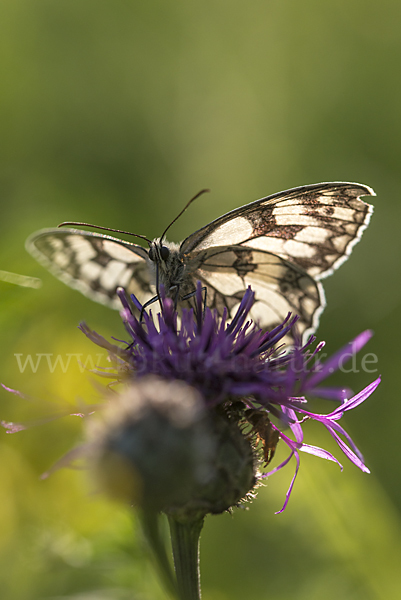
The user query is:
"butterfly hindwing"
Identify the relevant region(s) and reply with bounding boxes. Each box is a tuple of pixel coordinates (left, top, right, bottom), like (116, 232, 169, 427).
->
(181, 182, 375, 280)
(26, 228, 154, 308)
(185, 245, 324, 339)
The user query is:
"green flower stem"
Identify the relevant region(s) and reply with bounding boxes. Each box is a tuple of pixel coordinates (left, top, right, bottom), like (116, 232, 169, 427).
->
(140, 509, 178, 598)
(168, 515, 204, 600)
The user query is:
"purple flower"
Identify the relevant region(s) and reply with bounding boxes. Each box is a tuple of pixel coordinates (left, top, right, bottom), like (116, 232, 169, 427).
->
(78, 282, 380, 512)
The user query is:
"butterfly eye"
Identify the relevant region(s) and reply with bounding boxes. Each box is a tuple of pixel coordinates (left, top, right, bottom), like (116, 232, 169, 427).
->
(160, 246, 170, 261)
(148, 247, 156, 262)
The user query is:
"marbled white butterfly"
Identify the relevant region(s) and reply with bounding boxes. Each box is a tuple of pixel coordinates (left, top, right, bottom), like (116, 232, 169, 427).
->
(26, 182, 374, 341)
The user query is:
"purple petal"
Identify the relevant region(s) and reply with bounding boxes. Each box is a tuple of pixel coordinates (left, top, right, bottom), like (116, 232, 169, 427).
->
(1, 420, 27, 433)
(79, 323, 123, 355)
(329, 377, 381, 417)
(226, 288, 255, 335)
(307, 386, 352, 402)
(275, 451, 300, 514)
(116, 287, 136, 312)
(307, 330, 373, 388)
(1, 384, 29, 400)
(328, 429, 370, 473)
(284, 407, 303, 443)
(299, 443, 343, 469)
(263, 448, 295, 478)
(324, 419, 365, 460)
(258, 316, 299, 354)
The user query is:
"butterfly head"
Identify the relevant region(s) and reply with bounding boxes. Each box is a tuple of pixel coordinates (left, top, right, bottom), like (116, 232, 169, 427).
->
(148, 239, 171, 264)
(147, 238, 186, 297)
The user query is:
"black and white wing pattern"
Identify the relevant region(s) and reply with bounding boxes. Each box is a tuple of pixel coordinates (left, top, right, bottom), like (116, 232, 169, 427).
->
(185, 245, 324, 340)
(26, 229, 155, 308)
(181, 182, 374, 280)
(181, 182, 375, 338)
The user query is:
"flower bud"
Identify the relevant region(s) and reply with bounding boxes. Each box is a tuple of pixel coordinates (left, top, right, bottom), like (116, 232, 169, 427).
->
(87, 377, 256, 518)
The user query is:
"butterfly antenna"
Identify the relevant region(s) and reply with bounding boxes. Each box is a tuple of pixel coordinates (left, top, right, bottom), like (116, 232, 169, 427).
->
(160, 189, 210, 243)
(58, 221, 152, 245)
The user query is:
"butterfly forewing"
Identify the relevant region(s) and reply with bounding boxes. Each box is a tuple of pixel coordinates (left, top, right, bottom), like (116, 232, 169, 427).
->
(180, 182, 374, 281)
(26, 228, 155, 308)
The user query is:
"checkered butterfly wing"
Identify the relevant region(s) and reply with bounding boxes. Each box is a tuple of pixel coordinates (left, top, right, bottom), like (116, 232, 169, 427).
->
(26, 229, 155, 308)
(184, 244, 324, 340)
(181, 182, 375, 338)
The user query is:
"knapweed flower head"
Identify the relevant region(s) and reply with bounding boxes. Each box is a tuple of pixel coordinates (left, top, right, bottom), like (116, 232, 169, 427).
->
(87, 376, 256, 518)
(79, 282, 380, 513)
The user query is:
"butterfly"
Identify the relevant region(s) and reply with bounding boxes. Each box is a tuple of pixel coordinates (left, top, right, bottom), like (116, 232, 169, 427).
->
(26, 182, 374, 341)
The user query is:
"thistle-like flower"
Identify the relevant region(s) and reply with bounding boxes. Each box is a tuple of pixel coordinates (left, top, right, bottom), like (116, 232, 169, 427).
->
(79, 283, 380, 513)
(87, 376, 256, 519)
(1, 282, 380, 600)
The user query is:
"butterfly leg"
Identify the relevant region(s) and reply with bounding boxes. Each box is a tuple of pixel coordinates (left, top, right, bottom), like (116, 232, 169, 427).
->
(181, 286, 207, 318)
(170, 285, 180, 308)
(202, 286, 207, 316)
(139, 294, 159, 321)
(138, 285, 207, 321)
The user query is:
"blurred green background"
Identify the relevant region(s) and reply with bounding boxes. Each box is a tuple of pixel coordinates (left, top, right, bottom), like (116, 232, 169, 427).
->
(1, 1, 400, 598)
